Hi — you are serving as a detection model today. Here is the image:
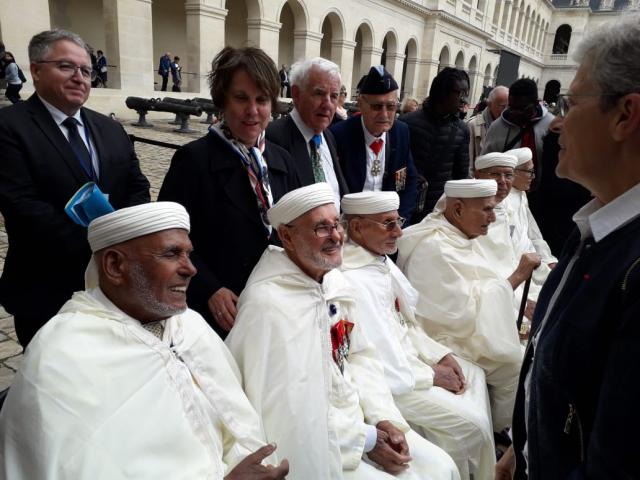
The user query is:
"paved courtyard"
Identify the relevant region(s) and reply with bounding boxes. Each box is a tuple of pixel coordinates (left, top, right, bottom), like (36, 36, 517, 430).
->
(0, 114, 212, 391)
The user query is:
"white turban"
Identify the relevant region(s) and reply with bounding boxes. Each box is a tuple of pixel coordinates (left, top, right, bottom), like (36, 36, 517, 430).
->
(506, 147, 533, 166)
(85, 202, 190, 289)
(444, 179, 497, 198)
(475, 152, 517, 170)
(88, 202, 190, 252)
(267, 183, 336, 228)
(341, 191, 400, 215)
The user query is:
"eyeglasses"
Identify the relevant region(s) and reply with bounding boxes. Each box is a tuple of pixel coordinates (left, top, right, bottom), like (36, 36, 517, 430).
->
(37, 60, 93, 79)
(485, 172, 515, 181)
(285, 220, 346, 238)
(361, 96, 399, 112)
(557, 93, 626, 117)
(515, 168, 535, 178)
(452, 89, 469, 100)
(360, 217, 406, 231)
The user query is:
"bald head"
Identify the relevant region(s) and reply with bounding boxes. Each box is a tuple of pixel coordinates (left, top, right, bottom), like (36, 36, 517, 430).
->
(487, 86, 508, 120)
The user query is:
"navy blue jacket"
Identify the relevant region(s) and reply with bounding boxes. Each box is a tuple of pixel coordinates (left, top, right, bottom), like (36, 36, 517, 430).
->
(329, 116, 418, 220)
(512, 213, 640, 479)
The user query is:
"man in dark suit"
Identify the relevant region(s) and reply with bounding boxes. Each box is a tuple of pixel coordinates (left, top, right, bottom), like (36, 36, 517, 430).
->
(267, 57, 348, 208)
(330, 66, 418, 221)
(0, 29, 150, 346)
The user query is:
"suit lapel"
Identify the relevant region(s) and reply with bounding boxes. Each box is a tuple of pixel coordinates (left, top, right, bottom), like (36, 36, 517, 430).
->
(287, 117, 315, 184)
(27, 96, 89, 184)
(382, 127, 397, 191)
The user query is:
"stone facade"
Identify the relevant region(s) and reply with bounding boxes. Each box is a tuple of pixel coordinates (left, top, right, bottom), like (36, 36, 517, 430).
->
(0, 0, 630, 116)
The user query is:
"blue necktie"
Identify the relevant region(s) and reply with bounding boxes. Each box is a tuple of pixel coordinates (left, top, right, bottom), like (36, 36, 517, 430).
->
(309, 134, 326, 182)
(63, 117, 94, 180)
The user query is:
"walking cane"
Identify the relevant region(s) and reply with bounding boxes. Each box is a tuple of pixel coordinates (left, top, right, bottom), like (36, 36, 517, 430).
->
(516, 274, 532, 332)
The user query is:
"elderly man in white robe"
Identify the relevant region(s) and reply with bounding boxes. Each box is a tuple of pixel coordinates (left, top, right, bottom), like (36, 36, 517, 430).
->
(226, 183, 460, 480)
(0, 202, 288, 480)
(504, 147, 557, 268)
(472, 152, 544, 325)
(340, 191, 495, 480)
(397, 179, 540, 433)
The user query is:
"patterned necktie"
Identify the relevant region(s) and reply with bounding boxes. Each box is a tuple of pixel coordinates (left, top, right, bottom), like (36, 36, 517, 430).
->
(62, 117, 94, 180)
(370, 139, 384, 176)
(143, 321, 164, 339)
(309, 134, 326, 182)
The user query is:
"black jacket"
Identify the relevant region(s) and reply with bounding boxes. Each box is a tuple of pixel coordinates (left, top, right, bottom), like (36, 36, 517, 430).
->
(330, 116, 418, 220)
(266, 116, 349, 197)
(158, 131, 300, 336)
(512, 214, 640, 479)
(0, 95, 150, 344)
(400, 104, 470, 220)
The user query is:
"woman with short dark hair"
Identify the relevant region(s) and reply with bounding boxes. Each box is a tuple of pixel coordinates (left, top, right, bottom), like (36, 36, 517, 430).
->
(158, 46, 301, 337)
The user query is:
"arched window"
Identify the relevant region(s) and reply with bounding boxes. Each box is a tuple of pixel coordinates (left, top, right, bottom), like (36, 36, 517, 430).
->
(543, 80, 561, 105)
(552, 24, 572, 54)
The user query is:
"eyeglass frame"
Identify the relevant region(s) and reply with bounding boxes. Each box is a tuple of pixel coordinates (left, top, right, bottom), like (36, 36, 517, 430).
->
(484, 171, 515, 181)
(357, 216, 406, 231)
(556, 93, 629, 118)
(36, 60, 93, 79)
(360, 95, 400, 112)
(515, 168, 536, 178)
(284, 220, 347, 238)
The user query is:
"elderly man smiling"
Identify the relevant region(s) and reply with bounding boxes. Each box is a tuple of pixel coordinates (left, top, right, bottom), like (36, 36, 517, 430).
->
(0, 202, 288, 480)
(227, 183, 459, 480)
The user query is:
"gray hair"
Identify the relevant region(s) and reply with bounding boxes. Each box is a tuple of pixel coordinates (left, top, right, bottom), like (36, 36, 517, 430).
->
(28, 29, 90, 63)
(573, 13, 640, 110)
(289, 57, 341, 89)
(487, 85, 508, 103)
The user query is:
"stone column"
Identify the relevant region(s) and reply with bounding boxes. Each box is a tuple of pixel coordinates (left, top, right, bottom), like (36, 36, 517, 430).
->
(385, 52, 406, 87)
(493, 1, 504, 28)
(293, 30, 323, 62)
(360, 46, 384, 73)
(247, 18, 281, 63)
(103, 0, 154, 91)
(0, 0, 50, 78)
(184, 0, 226, 94)
(402, 56, 420, 98)
(333, 39, 357, 96)
(415, 58, 439, 101)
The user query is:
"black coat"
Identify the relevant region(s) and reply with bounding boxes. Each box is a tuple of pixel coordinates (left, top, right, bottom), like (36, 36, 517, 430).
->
(158, 132, 301, 336)
(0, 94, 150, 344)
(266, 116, 349, 197)
(400, 105, 470, 220)
(512, 215, 640, 479)
(329, 116, 418, 221)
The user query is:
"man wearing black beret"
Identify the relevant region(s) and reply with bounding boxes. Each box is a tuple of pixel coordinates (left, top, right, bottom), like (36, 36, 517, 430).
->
(330, 66, 418, 221)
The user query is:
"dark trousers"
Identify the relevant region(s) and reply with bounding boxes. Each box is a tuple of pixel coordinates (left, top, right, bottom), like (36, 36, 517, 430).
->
(161, 74, 169, 91)
(5, 83, 22, 103)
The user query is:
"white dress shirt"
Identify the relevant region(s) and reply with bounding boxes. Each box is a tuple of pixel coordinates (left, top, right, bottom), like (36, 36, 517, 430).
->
(361, 117, 387, 192)
(290, 108, 341, 210)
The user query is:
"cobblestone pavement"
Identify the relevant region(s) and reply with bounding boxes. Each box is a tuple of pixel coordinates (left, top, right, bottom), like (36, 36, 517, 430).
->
(0, 115, 211, 390)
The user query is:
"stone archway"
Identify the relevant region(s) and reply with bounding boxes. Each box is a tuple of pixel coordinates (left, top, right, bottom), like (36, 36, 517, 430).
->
(543, 79, 560, 105)
(225, 0, 248, 48)
(401, 38, 418, 98)
(320, 11, 345, 65)
(455, 50, 464, 69)
(277, 0, 308, 67)
(438, 45, 450, 73)
(351, 22, 375, 95)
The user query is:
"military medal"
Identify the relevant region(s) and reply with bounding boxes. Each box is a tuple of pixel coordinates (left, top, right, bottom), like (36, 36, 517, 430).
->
(330, 318, 354, 374)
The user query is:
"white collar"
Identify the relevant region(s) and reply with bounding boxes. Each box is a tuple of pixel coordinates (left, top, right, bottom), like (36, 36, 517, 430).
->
(38, 94, 84, 127)
(290, 108, 321, 144)
(573, 182, 640, 242)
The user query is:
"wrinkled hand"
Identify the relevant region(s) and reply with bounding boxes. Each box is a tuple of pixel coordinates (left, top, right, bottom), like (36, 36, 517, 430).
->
(208, 287, 239, 331)
(433, 364, 465, 394)
(435, 354, 466, 394)
(524, 299, 537, 321)
(225, 443, 289, 480)
(368, 421, 411, 475)
(495, 445, 516, 480)
(509, 253, 542, 289)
